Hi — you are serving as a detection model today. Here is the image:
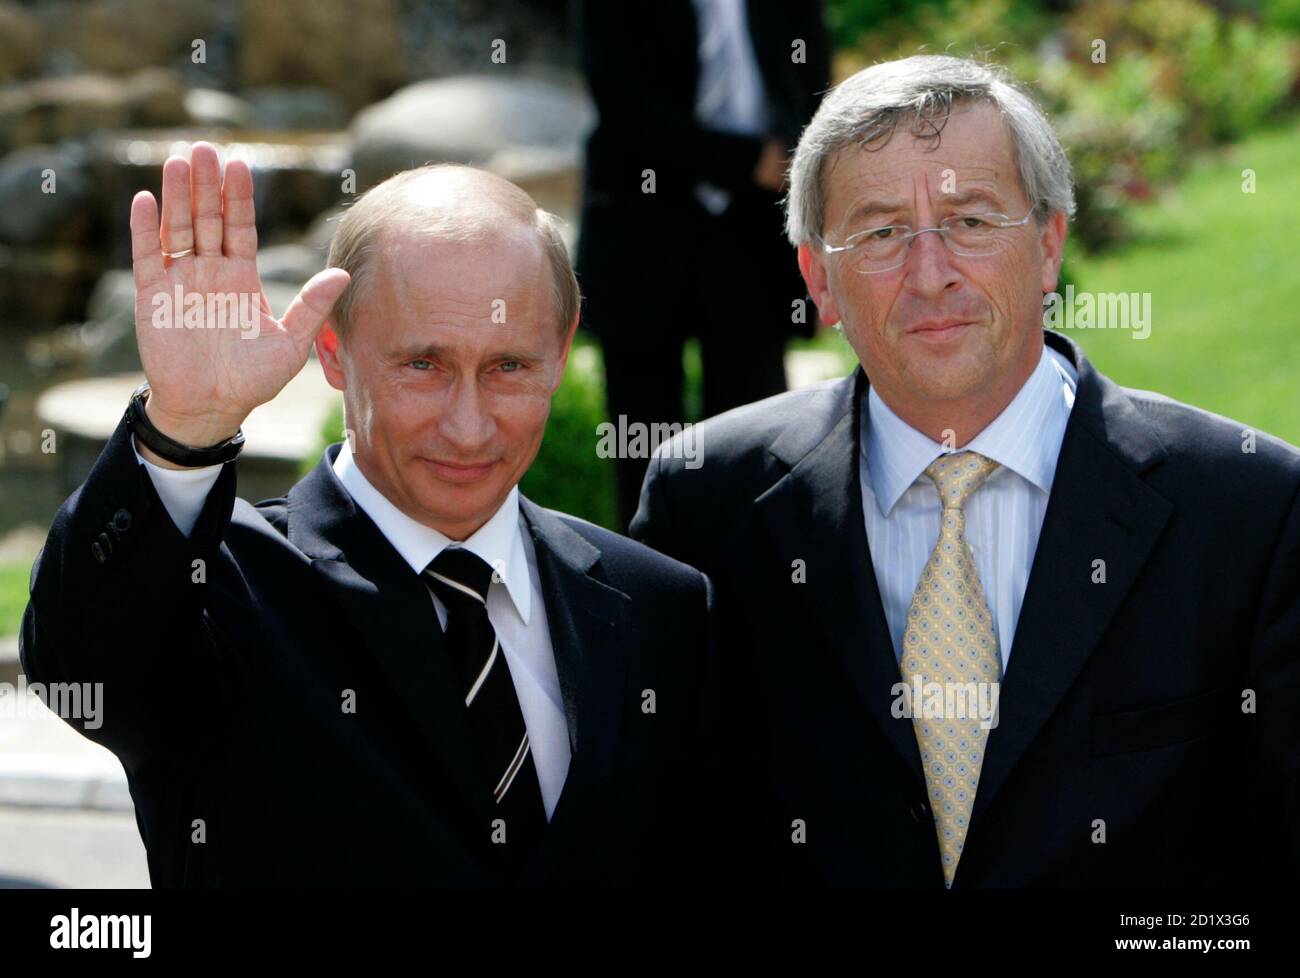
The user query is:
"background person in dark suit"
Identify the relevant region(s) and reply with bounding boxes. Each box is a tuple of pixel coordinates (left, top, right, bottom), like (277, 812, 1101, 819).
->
(633, 56, 1300, 888)
(21, 147, 711, 887)
(577, 0, 831, 527)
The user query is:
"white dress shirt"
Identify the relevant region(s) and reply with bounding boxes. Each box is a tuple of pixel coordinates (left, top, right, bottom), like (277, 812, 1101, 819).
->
(859, 344, 1079, 672)
(691, 0, 768, 214)
(132, 437, 572, 819)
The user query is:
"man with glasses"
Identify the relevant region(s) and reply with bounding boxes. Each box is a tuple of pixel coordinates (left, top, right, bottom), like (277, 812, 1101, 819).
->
(632, 55, 1299, 887)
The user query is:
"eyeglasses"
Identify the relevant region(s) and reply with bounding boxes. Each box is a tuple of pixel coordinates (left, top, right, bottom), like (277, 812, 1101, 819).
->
(816, 207, 1037, 274)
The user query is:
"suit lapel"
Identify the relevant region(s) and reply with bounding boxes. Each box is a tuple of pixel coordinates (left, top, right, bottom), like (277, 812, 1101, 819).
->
(287, 447, 495, 827)
(287, 456, 633, 877)
(755, 371, 926, 785)
(754, 333, 1176, 823)
(516, 498, 631, 881)
(967, 333, 1173, 831)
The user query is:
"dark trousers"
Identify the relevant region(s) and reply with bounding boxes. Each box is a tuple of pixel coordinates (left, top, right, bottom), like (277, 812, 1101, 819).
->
(589, 291, 789, 530)
(579, 194, 807, 529)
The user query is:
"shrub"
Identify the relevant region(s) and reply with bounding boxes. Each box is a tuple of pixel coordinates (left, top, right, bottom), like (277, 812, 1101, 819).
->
(1062, 0, 1296, 147)
(829, 0, 1299, 253)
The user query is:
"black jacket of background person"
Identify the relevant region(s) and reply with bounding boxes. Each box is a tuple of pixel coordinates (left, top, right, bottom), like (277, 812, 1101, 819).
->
(21, 417, 712, 887)
(575, 0, 831, 341)
(632, 330, 1300, 888)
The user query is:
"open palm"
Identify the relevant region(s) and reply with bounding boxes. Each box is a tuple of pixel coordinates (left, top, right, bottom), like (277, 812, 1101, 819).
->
(130, 142, 349, 443)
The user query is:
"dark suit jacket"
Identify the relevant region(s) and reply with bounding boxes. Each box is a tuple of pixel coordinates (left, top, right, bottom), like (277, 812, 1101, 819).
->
(576, 0, 831, 340)
(21, 417, 712, 888)
(632, 329, 1300, 888)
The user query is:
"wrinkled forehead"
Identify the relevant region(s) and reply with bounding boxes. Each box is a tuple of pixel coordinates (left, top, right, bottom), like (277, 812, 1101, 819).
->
(822, 102, 1025, 226)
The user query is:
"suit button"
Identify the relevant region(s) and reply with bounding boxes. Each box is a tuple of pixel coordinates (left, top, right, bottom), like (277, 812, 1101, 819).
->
(91, 541, 106, 563)
(910, 800, 930, 824)
(97, 532, 113, 556)
(112, 509, 132, 532)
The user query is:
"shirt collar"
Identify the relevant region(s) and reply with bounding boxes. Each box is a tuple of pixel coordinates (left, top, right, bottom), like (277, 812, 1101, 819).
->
(331, 440, 532, 624)
(863, 343, 1078, 517)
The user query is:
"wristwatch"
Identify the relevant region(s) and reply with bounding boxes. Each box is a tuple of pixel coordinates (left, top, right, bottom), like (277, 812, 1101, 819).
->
(126, 381, 245, 467)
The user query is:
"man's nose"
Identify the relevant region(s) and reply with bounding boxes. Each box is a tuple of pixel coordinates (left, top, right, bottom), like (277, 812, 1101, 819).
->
(438, 378, 495, 452)
(902, 225, 962, 296)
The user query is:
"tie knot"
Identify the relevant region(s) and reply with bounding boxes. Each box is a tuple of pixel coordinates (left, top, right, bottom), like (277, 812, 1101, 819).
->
(424, 547, 494, 606)
(924, 451, 1000, 510)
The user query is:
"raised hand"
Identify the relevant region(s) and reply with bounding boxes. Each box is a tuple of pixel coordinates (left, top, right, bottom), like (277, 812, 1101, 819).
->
(130, 141, 349, 455)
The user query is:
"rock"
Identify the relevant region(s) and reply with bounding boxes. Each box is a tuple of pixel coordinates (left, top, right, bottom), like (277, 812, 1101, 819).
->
(51, 0, 215, 77)
(0, 68, 189, 154)
(23, 267, 135, 369)
(0, 144, 95, 246)
(257, 242, 326, 285)
(0, 243, 102, 328)
(0, 2, 44, 82)
(349, 74, 593, 188)
(246, 86, 351, 130)
(239, 0, 406, 112)
(386, 0, 576, 84)
(254, 165, 351, 239)
(302, 206, 346, 256)
(86, 269, 135, 331)
(184, 88, 254, 129)
(119, 67, 192, 127)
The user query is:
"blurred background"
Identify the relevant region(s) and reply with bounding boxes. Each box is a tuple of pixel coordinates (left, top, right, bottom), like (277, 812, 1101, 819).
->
(0, 0, 1297, 886)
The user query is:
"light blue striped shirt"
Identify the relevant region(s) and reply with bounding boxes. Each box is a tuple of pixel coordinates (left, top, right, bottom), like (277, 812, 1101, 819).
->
(859, 344, 1079, 671)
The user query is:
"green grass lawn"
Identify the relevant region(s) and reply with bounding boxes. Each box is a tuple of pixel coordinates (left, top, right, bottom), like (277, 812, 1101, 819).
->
(0, 562, 30, 638)
(1051, 119, 1300, 446)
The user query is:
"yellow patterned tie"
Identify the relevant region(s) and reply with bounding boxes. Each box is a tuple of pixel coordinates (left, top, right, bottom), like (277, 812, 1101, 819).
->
(901, 450, 1002, 888)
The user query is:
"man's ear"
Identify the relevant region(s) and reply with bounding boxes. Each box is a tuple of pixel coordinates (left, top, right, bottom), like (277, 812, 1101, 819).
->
(797, 243, 842, 328)
(1039, 210, 1068, 294)
(316, 322, 347, 392)
(551, 309, 582, 394)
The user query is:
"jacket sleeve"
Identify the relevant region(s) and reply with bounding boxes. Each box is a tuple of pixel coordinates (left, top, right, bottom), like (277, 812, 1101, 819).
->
(19, 414, 237, 772)
(1245, 476, 1300, 879)
(631, 451, 770, 883)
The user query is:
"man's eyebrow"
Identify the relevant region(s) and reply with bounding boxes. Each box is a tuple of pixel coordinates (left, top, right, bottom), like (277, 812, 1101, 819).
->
(386, 342, 544, 363)
(387, 341, 449, 361)
(939, 188, 1006, 209)
(841, 188, 1007, 227)
(842, 199, 910, 225)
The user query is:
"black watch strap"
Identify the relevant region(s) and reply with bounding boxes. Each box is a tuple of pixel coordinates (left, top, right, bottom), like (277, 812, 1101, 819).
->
(126, 382, 245, 467)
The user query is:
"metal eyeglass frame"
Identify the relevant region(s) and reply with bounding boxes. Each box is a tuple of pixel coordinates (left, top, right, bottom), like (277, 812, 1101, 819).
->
(816, 205, 1038, 274)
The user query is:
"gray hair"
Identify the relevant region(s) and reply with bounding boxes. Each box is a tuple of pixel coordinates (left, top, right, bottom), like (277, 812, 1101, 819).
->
(785, 55, 1076, 245)
(327, 163, 580, 339)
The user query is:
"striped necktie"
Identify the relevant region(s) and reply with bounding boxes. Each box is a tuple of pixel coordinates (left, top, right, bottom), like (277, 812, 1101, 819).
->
(423, 547, 547, 866)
